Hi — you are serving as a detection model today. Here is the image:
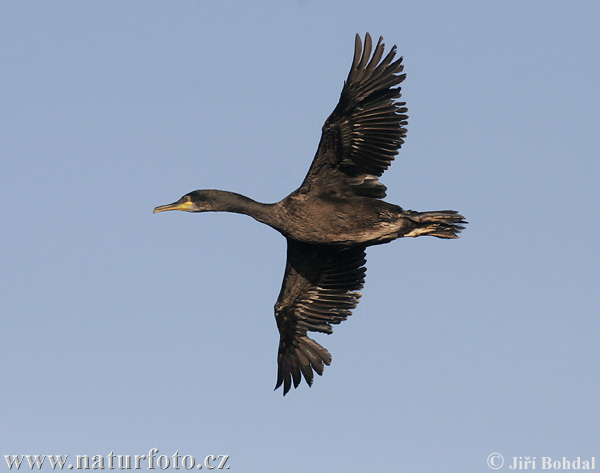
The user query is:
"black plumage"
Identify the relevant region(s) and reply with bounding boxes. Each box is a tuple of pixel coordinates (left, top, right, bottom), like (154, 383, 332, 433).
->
(154, 34, 466, 395)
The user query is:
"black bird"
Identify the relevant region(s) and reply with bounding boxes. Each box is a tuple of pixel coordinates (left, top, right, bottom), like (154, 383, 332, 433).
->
(154, 33, 466, 395)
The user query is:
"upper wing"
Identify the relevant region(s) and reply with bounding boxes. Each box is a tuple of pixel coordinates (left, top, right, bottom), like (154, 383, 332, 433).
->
(301, 33, 408, 199)
(274, 239, 366, 395)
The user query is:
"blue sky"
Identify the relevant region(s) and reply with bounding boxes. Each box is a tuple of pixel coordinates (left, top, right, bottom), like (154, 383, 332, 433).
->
(2, 2, 599, 472)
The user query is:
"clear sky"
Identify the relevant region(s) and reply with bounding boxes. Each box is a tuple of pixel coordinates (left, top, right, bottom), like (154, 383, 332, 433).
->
(2, 1, 599, 472)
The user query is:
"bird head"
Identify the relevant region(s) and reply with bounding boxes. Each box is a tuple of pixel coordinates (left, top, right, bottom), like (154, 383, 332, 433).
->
(153, 190, 214, 213)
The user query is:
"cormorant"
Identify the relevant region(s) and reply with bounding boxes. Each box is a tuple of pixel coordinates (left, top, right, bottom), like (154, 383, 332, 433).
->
(154, 33, 466, 395)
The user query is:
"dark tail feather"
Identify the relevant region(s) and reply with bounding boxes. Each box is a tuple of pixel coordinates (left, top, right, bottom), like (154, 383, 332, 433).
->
(406, 210, 467, 239)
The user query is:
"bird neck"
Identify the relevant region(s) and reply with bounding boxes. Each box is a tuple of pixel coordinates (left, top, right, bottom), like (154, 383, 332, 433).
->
(207, 190, 275, 226)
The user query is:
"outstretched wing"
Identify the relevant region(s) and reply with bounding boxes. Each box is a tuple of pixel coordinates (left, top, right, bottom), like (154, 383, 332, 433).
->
(274, 239, 366, 395)
(302, 33, 408, 199)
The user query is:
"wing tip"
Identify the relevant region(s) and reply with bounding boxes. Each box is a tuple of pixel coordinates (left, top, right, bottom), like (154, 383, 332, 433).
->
(274, 335, 333, 396)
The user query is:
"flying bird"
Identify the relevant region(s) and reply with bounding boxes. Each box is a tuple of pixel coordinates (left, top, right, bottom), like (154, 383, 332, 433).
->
(154, 33, 466, 395)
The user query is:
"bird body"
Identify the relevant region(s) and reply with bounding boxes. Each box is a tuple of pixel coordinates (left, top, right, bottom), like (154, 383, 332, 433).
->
(154, 34, 466, 395)
(276, 190, 408, 245)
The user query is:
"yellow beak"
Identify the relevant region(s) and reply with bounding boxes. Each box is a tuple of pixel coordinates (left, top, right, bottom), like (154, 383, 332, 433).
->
(153, 200, 193, 213)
